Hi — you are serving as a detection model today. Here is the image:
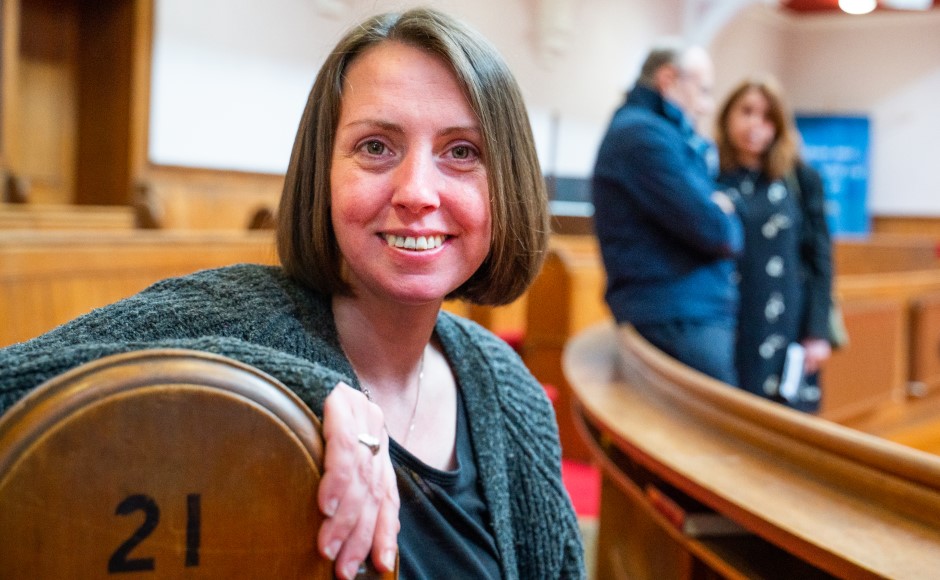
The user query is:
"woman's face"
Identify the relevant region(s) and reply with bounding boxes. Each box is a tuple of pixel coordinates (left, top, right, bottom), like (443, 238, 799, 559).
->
(726, 87, 777, 165)
(330, 41, 491, 307)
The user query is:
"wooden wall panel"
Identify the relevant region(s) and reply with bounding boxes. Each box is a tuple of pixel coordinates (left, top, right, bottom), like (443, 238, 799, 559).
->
(75, 0, 134, 205)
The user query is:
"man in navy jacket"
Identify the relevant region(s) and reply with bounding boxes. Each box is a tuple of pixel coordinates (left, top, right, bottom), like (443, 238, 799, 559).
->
(592, 41, 743, 385)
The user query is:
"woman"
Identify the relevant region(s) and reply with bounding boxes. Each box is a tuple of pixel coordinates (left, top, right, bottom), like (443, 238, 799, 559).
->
(715, 77, 834, 412)
(0, 8, 584, 579)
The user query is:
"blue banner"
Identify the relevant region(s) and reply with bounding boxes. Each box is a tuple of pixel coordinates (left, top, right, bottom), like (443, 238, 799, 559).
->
(795, 115, 870, 237)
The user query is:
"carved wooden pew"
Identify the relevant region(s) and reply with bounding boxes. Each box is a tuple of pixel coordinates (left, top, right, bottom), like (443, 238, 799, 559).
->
(0, 230, 477, 349)
(565, 322, 940, 579)
(0, 348, 394, 578)
(0, 202, 137, 230)
(0, 230, 279, 347)
(135, 169, 282, 230)
(826, 270, 940, 424)
(834, 234, 940, 275)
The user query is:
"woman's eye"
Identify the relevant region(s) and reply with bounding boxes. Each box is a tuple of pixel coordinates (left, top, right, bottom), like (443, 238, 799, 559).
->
(451, 145, 476, 160)
(363, 140, 386, 155)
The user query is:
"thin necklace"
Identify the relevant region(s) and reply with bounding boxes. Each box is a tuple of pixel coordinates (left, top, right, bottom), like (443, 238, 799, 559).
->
(360, 351, 425, 446)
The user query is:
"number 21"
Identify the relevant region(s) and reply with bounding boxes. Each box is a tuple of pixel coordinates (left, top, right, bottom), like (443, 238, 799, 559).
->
(107, 494, 201, 573)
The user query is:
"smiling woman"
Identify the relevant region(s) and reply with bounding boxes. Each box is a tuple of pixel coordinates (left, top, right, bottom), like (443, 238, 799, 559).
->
(0, 7, 584, 580)
(328, 41, 492, 309)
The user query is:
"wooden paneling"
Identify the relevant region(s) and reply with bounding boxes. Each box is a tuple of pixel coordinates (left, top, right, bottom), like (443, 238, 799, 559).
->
(16, 0, 79, 204)
(873, 215, 940, 238)
(834, 234, 939, 275)
(0, 0, 151, 206)
(0, 230, 278, 347)
(75, 0, 134, 205)
(0, 202, 135, 229)
(819, 298, 907, 422)
(911, 292, 940, 396)
(139, 165, 283, 230)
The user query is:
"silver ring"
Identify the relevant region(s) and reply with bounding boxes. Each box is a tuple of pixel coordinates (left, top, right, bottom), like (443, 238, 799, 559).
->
(357, 433, 380, 456)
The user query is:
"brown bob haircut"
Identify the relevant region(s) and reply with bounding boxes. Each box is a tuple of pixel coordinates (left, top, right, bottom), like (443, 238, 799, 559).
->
(277, 8, 549, 306)
(715, 76, 801, 181)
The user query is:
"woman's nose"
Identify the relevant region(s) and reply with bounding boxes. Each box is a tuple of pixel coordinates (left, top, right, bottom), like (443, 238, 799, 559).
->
(392, 151, 441, 213)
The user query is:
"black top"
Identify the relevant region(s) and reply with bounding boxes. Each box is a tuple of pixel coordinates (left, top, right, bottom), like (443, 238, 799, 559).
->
(392, 389, 502, 579)
(720, 166, 829, 412)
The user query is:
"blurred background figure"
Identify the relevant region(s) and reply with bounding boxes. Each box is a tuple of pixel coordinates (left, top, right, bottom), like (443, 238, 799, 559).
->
(715, 76, 834, 412)
(592, 40, 743, 385)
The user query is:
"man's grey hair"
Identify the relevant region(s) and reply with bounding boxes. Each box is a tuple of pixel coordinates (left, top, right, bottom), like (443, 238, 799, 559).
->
(637, 37, 695, 87)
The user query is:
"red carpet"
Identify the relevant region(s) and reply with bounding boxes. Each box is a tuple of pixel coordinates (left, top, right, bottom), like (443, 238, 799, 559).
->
(562, 459, 600, 519)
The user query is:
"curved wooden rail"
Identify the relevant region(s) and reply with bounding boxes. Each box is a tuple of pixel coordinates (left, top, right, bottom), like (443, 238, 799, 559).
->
(565, 322, 940, 579)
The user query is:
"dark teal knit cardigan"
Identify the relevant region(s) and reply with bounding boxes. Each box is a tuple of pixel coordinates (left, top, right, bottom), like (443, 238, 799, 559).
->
(0, 264, 585, 579)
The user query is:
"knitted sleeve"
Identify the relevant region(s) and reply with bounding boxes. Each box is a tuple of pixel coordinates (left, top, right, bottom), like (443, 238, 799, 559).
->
(452, 321, 585, 579)
(496, 352, 586, 579)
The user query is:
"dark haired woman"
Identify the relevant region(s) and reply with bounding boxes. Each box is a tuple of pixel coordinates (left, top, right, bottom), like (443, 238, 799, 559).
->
(0, 8, 584, 579)
(715, 77, 834, 413)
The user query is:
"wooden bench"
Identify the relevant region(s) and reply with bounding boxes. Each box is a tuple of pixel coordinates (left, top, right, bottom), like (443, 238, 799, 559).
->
(834, 234, 940, 275)
(136, 168, 282, 230)
(911, 292, 940, 398)
(565, 322, 940, 579)
(0, 202, 137, 230)
(0, 230, 279, 347)
(0, 348, 394, 578)
(0, 230, 477, 349)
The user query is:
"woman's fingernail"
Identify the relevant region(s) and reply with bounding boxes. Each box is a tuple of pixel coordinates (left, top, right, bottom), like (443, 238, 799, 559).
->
(324, 540, 341, 560)
(343, 562, 360, 579)
(381, 549, 396, 570)
(324, 498, 338, 517)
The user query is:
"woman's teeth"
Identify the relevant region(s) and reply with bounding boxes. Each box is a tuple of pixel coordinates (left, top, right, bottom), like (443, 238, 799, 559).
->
(384, 234, 446, 251)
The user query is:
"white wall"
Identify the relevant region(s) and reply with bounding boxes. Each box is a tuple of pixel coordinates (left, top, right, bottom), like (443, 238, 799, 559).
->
(709, 4, 789, 127)
(711, 6, 940, 216)
(149, 0, 681, 177)
(149, 1, 940, 215)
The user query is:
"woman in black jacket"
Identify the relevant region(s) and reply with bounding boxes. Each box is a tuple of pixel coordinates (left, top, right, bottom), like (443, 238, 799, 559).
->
(715, 77, 834, 412)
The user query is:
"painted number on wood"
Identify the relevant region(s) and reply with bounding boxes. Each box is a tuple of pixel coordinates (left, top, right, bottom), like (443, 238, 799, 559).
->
(107, 494, 201, 573)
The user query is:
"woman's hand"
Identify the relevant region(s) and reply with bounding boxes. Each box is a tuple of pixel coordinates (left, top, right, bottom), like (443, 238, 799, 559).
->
(318, 382, 400, 579)
(801, 338, 832, 375)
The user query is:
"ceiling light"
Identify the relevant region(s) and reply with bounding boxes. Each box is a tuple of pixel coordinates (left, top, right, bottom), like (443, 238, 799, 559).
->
(882, 0, 933, 9)
(839, 0, 877, 14)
